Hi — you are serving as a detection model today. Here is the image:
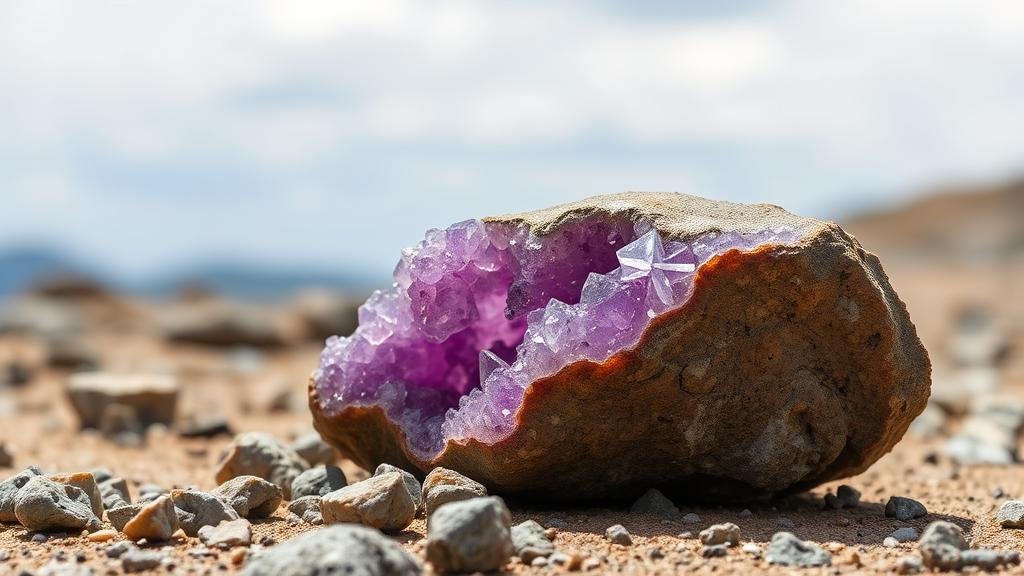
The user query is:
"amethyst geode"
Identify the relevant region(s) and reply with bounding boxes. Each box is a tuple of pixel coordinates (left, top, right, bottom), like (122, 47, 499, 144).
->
(310, 192, 930, 500)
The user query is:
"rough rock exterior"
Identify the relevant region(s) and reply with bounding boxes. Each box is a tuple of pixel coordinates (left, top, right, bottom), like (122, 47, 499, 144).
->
(214, 433, 309, 499)
(310, 192, 931, 499)
(241, 525, 420, 576)
(320, 472, 416, 532)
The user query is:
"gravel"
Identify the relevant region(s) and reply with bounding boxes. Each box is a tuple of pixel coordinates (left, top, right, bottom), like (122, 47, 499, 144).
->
(198, 518, 252, 548)
(122, 494, 178, 541)
(290, 465, 347, 499)
(629, 488, 679, 519)
(996, 499, 1024, 528)
(286, 496, 323, 525)
(212, 475, 283, 518)
(422, 467, 487, 517)
(373, 463, 422, 514)
(765, 532, 832, 567)
(320, 472, 416, 531)
(241, 524, 420, 576)
(170, 488, 240, 537)
(699, 523, 741, 546)
(425, 496, 514, 574)
(511, 519, 555, 562)
(885, 496, 927, 521)
(14, 475, 100, 532)
(214, 432, 310, 499)
(605, 524, 632, 545)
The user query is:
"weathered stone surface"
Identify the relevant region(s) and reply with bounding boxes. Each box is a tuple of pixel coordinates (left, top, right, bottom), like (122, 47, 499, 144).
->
(241, 524, 420, 576)
(889, 527, 920, 543)
(997, 500, 1024, 528)
(765, 532, 831, 567)
(290, 465, 347, 499)
(66, 373, 178, 430)
(321, 472, 415, 532)
(98, 477, 131, 510)
(286, 496, 323, 525)
(14, 475, 100, 531)
(121, 548, 164, 573)
(106, 504, 142, 532)
(0, 466, 41, 523)
(511, 520, 555, 562)
(215, 432, 309, 499)
(886, 496, 927, 521)
(198, 518, 252, 548)
(918, 521, 967, 570)
(160, 301, 289, 348)
(630, 488, 679, 519)
(824, 484, 861, 510)
(49, 472, 104, 518)
(426, 497, 513, 574)
(290, 433, 338, 466)
(171, 488, 240, 537)
(422, 467, 487, 517)
(374, 463, 422, 513)
(699, 523, 741, 546)
(122, 495, 178, 541)
(310, 192, 931, 500)
(212, 475, 283, 518)
(605, 524, 632, 545)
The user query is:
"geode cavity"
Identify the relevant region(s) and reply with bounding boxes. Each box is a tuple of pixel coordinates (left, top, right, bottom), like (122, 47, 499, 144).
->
(310, 192, 930, 500)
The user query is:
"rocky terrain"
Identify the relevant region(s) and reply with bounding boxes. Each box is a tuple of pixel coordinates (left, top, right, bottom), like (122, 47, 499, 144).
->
(1, 182, 1023, 575)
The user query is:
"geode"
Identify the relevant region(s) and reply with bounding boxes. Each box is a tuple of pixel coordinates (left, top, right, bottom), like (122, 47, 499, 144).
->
(310, 192, 930, 500)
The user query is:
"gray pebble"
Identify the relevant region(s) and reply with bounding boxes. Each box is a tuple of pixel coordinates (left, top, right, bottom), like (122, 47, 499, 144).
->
(890, 527, 920, 543)
(918, 521, 967, 570)
(374, 463, 421, 514)
(885, 496, 927, 521)
(104, 541, 132, 559)
(824, 484, 861, 509)
(289, 433, 338, 466)
(48, 473, 104, 518)
(425, 496, 513, 574)
(98, 477, 131, 509)
(215, 432, 309, 499)
(997, 500, 1024, 528)
(106, 504, 143, 532)
(121, 548, 164, 573)
(699, 523, 741, 546)
(511, 520, 555, 562)
(682, 512, 701, 524)
(198, 518, 252, 548)
(0, 466, 42, 523)
(290, 466, 347, 499)
(422, 467, 487, 517)
(765, 532, 831, 567)
(286, 496, 323, 525)
(241, 524, 420, 576)
(702, 544, 728, 558)
(883, 537, 900, 547)
(14, 475, 100, 532)
(629, 488, 679, 519)
(605, 524, 632, 545)
(321, 472, 415, 532)
(170, 488, 240, 537)
(776, 516, 796, 528)
(212, 475, 283, 518)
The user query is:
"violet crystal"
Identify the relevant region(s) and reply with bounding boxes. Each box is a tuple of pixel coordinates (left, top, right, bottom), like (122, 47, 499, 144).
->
(315, 218, 797, 459)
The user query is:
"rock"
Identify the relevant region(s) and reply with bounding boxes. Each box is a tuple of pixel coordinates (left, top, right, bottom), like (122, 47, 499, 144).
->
(136, 484, 167, 502)
(959, 549, 1021, 570)
(170, 488, 240, 537)
(425, 496, 514, 574)
(824, 484, 861, 509)
(511, 519, 555, 562)
(14, 475, 100, 531)
(241, 524, 420, 576)
(121, 548, 164, 573)
(65, 373, 178, 430)
(321, 472, 416, 532)
(765, 532, 832, 567)
(290, 465, 347, 499)
(48, 472, 104, 518)
(0, 297, 80, 337)
(918, 521, 967, 570)
(630, 488, 679, 519)
(178, 414, 233, 438)
(997, 500, 1024, 528)
(890, 527, 921, 543)
(374, 463, 422, 513)
(98, 477, 131, 509)
(885, 496, 927, 521)
(212, 475, 283, 518)
(198, 518, 252, 548)
(122, 495, 178, 541)
(37, 561, 94, 576)
(106, 504, 143, 532)
(699, 523, 741, 546)
(215, 432, 309, 499)
(286, 496, 323, 525)
(895, 555, 923, 574)
(0, 442, 12, 467)
(883, 537, 899, 547)
(605, 524, 632, 545)
(291, 289, 360, 341)
(944, 434, 1014, 465)
(422, 467, 487, 517)
(104, 541, 132, 558)
(702, 544, 728, 558)
(0, 465, 41, 522)
(289, 433, 338, 466)
(682, 512, 701, 524)
(908, 402, 947, 438)
(160, 301, 288, 348)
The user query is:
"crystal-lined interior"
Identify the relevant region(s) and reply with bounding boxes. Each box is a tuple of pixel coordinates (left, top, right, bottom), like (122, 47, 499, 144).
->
(315, 217, 798, 458)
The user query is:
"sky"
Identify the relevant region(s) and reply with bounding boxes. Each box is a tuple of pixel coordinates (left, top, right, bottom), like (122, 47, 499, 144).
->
(1, 0, 1022, 281)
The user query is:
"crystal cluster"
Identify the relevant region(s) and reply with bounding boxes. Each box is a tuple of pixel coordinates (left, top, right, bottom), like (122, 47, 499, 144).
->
(315, 217, 797, 458)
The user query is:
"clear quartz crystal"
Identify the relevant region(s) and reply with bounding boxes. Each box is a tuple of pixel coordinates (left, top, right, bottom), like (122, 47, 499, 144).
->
(315, 217, 799, 459)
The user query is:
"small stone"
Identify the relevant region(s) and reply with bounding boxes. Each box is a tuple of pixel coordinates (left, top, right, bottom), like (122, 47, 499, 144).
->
(918, 521, 967, 571)
(122, 495, 178, 541)
(681, 512, 700, 524)
(106, 504, 143, 532)
(605, 524, 632, 545)
(765, 532, 832, 567)
(895, 555, 922, 574)
(0, 465, 42, 522)
(702, 544, 728, 558)
(212, 475, 283, 518)
(373, 463, 422, 513)
(98, 477, 131, 509)
(511, 520, 555, 562)
(699, 523, 741, 546)
(996, 500, 1024, 528)
(738, 508, 752, 517)
(422, 467, 487, 517)
(885, 496, 927, 521)
(824, 484, 861, 509)
(890, 527, 920, 543)
(425, 496, 513, 574)
(136, 484, 167, 503)
(121, 548, 164, 573)
(198, 518, 252, 548)
(289, 433, 339, 466)
(290, 466, 347, 499)
(286, 496, 323, 525)
(240, 524, 420, 576)
(87, 529, 116, 542)
(14, 475, 100, 531)
(215, 432, 310, 499)
(65, 373, 178, 430)
(776, 516, 795, 528)
(178, 414, 233, 438)
(321, 472, 415, 531)
(742, 542, 761, 555)
(104, 541, 132, 558)
(629, 488, 679, 519)
(48, 473, 104, 518)
(170, 488, 240, 537)
(32, 532, 48, 542)
(883, 537, 899, 547)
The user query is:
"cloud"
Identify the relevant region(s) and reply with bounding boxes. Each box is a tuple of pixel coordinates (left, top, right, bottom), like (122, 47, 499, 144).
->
(0, 0, 1021, 278)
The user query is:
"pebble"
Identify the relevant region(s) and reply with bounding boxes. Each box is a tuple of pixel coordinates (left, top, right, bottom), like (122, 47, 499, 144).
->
(738, 508, 752, 518)
(97, 477, 131, 509)
(290, 465, 347, 499)
(824, 484, 861, 509)
(605, 524, 632, 545)
(86, 529, 116, 542)
(48, 472, 104, 518)
(996, 500, 1024, 528)
(885, 496, 927, 521)
(373, 463, 422, 513)
(240, 524, 420, 576)
(702, 544, 728, 558)
(198, 518, 252, 548)
(765, 532, 832, 567)
(289, 433, 339, 466)
(106, 504, 143, 532)
(742, 542, 761, 555)
(890, 527, 920, 542)
(0, 465, 42, 522)
(212, 475, 283, 518)
(215, 432, 310, 499)
(31, 532, 48, 543)
(918, 521, 967, 570)
(883, 537, 899, 547)
(629, 488, 679, 519)
(170, 488, 240, 537)
(286, 495, 323, 525)
(122, 495, 178, 541)
(776, 516, 796, 528)
(321, 472, 416, 531)
(681, 512, 701, 524)
(14, 475, 100, 531)
(511, 520, 555, 562)
(65, 372, 178, 430)
(425, 496, 514, 574)
(699, 523, 741, 546)
(104, 541, 132, 558)
(121, 548, 164, 573)
(422, 467, 488, 517)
